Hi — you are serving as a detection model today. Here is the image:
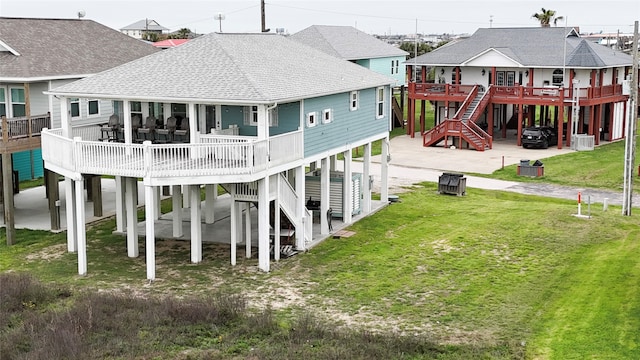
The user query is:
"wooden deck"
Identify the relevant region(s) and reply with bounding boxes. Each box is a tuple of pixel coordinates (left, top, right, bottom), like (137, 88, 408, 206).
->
(0, 114, 50, 154)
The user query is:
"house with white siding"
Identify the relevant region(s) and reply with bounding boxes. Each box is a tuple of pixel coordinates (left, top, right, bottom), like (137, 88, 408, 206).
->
(41, 32, 393, 279)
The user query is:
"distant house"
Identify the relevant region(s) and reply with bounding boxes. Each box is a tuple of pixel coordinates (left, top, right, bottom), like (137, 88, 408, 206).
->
(42, 33, 393, 279)
(405, 27, 634, 151)
(120, 19, 168, 39)
(291, 25, 408, 86)
(0, 17, 158, 181)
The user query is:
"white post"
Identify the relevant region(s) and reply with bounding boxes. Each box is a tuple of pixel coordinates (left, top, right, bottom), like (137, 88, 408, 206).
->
(245, 202, 252, 258)
(126, 177, 138, 258)
(363, 142, 372, 214)
(188, 103, 198, 144)
(381, 136, 390, 203)
(64, 177, 77, 252)
(204, 184, 217, 224)
(343, 149, 353, 224)
(182, 185, 190, 208)
(320, 157, 330, 234)
(123, 101, 132, 149)
(144, 185, 156, 280)
(115, 176, 125, 232)
(74, 179, 87, 275)
(295, 165, 305, 249)
(190, 184, 202, 263)
(258, 176, 270, 272)
(171, 185, 183, 237)
(230, 199, 237, 265)
(274, 180, 281, 260)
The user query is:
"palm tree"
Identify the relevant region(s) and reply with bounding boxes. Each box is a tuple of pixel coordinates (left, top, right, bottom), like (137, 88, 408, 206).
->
(532, 8, 564, 27)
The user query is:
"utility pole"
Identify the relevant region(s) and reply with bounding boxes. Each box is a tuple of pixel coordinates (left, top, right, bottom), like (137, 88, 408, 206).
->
(261, 0, 269, 32)
(622, 20, 638, 215)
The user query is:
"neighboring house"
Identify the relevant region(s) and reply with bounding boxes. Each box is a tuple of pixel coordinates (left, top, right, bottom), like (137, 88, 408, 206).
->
(291, 25, 408, 86)
(153, 38, 189, 49)
(0, 17, 159, 180)
(120, 19, 168, 39)
(42, 33, 393, 279)
(405, 27, 634, 151)
(0, 17, 159, 245)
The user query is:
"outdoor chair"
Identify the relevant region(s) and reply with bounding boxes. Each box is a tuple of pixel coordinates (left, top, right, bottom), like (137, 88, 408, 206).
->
(136, 115, 157, 143)
(99, 114, 120, 141)
(156, 116, 177, 143)
(173, 117, 189, 142)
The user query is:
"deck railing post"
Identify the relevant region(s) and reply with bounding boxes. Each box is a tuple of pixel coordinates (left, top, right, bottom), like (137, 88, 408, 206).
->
(143, 140, 152, 178)
(1, 116, 7, 143)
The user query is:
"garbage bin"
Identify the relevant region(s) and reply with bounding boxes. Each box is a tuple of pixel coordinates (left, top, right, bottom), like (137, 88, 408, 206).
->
(517, 160, 544, 177)
(438, 172, 466, 196)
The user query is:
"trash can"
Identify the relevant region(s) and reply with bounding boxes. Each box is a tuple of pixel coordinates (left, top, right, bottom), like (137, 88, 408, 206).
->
(517, 160, 544, 177)
(438, 172, 466, 196)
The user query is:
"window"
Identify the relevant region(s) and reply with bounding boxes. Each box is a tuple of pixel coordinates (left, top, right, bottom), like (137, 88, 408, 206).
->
(0, 88, 6, 117)
(390, 60, 399, 75)
(350, 91, 359, 111)
(496, 71, 505, 86)
(376, 87, 385, 119)
(322, 108, 332, 124)
(306, 111, 317, 127)
(10, 88, 25, 117)
(506, 71, 515, 87)
(88, 99, 100, 116)
(552, 69, 564, 86)
(394, 60, 399, 75)
(69, 98, 80, 118)
(244, 105, 278, 127)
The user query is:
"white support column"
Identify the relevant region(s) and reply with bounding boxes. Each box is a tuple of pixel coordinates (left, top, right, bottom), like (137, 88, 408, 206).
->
(363, 142, 372, 214)
(171, 185, 183, 238)
(295, 165, 305, 250)
(274, 181, 281, 261)
(123, 101, 132, 146)
(188, 103, 198, 143)
(343, 149, 353, 224)
(230, 199, 237, 266)
(257, 104, 268, 140)
(381, 136, 390, 203)
(258, 176, 270, 272)
(64, 177, 77, 252)
(330, 155, 337, 172)
(126, 177, 138, 258)
(245, 202, 252, 258)
(74, 179, 87, 276)
(215, 105, 222, 130)
(320, 157, 330, 234)
(190, 184, 202, 263)
(204, 184, 216, 224)
(115, 176, 125, 232)
(144, 185, 156, 280)
(198, 104, 207, 134)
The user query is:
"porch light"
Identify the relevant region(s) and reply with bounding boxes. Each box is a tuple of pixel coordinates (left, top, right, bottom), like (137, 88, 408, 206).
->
(525, 70, 529, 77)
(441, 69, 445, 75)
(481, 69, 486, 76)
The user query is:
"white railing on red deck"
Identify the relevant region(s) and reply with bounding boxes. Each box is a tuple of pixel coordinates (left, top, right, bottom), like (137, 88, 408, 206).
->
(41, 129, 303, 179)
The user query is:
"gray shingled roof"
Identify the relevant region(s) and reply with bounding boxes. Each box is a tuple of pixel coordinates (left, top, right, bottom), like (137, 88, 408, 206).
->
(291, 25, 408, 61)
(407, 27, 632, 68)
(0, 17, 159, 80)
(48, 33, 395, 104)
(120, 19, 168, 31)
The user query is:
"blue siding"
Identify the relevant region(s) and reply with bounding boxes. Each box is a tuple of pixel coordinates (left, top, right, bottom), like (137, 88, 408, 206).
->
(369, 56, 406, 85)
(303, 87, 389, 158)
(12, 150, 43, 181)
(355, 59, 370, 68)
(220, 102, 301, 137)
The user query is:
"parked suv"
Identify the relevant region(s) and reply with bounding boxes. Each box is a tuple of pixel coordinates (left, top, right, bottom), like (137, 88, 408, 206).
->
(521, 127, 558, 149)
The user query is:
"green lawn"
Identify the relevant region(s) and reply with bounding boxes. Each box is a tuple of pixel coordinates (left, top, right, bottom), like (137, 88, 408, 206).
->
(480, 140, 640, 193)
(2, 183, 638, 359)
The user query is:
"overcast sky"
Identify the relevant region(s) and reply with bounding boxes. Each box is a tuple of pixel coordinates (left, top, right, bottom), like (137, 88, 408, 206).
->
(0, 0, 638, 36)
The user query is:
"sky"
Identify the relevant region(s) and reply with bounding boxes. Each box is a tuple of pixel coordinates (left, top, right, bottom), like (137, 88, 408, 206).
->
(0, 0, 638, 36)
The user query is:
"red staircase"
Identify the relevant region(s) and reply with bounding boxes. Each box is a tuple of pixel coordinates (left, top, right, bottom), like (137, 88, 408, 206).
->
(422, 85, 492, 151)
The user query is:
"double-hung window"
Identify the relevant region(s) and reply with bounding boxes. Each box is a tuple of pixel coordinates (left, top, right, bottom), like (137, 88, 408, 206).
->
(70, 98, 80, 118)
(350, 91, 359, 111)
(88, 99, 100, 116)
(10, 88, 26, 117)
(376, 87, 385, 119)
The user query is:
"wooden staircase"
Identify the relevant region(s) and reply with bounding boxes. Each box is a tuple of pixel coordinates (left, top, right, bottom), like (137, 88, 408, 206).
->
(422, 85, 492, 151)
(392, 96, 404, 128)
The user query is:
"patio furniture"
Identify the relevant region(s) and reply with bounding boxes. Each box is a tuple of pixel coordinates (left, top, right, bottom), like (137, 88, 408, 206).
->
(136, 115, 157, 142)
(156, 116, 176, 143)
(99, 114, 120, 141)
(173, 117, 189, 142)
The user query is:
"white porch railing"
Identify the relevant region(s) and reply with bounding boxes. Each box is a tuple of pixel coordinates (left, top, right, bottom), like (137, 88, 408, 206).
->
(42, 127, 303, 180)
